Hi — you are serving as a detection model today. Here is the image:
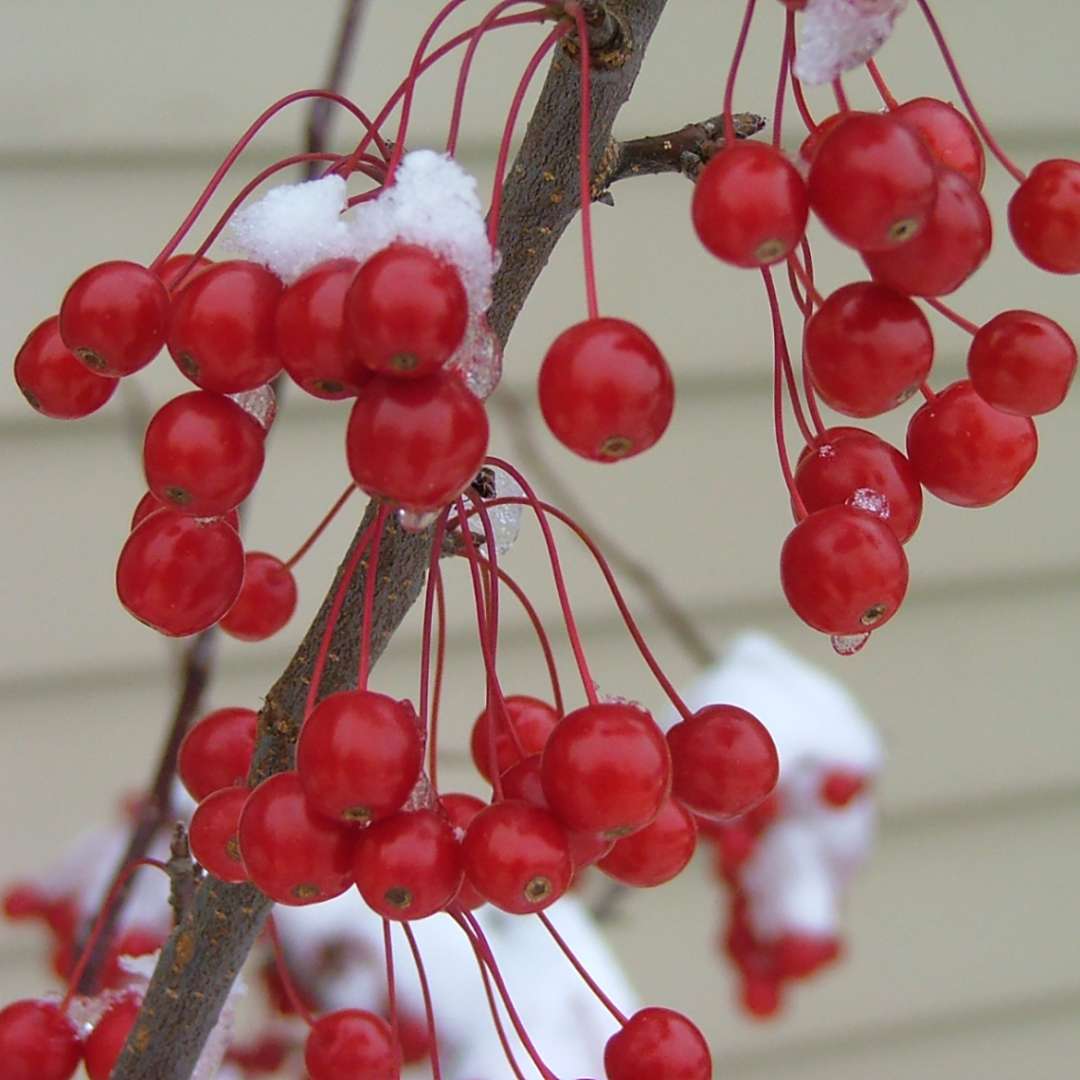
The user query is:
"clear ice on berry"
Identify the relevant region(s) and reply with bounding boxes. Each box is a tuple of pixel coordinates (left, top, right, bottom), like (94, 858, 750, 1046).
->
(794, 0, 908, 85)
(487, 467, 524, 556)
(846, 487, 890, 519)
(228, 384, 277, 433)
(831, 632, 870, 656)
(450, 317, 503, 401)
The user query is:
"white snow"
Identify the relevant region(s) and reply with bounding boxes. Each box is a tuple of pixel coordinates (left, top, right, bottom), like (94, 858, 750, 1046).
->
(794, 0, 908, 85)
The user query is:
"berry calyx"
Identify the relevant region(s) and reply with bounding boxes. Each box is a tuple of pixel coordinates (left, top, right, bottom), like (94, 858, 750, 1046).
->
(541, 702, 671, 838)
(0, 999, 82, 1080)
(1008, 158, 1080, 274)
(864, 168, 992, 296)
(805, 282, 934, 417)
(189, 786, 249, 884)
(345, 242, 468, 377)
(297, 690, 423, 826)
(470, 694, 560, 783)
(166, 260, 283, 392)
(116, 511, 244, 636)
(808, 113, 938, 251)
(604, 1007, 712, 1080)
(893, 97, 986, 190)
(219, 552, 298, 642)
(130, 491, 240, 534)
(14, 316, 118, 420)
(58, 260, 169, 376)
(780, 506, 909, 635)
(178, 706, 258, 801)
(906, 380, 1038, 507)
(352, 809, 463, 920)
(538, 318, 674, 462)
(345, 370, 489, 511)
(275, 258, 367, 399)
(597, 795, 698, 887)
(691, 141, 809, 268)
(667, 705, 778, 820)
(461, 800, 573, 914)
(795, 428, 923, 544)
(304, 1009, 401, 1080)
(237, 771, 357, 905)
(967, 310, 1077, 416)
(142, 391, 265, 516)
(83, 995, 141, 1080)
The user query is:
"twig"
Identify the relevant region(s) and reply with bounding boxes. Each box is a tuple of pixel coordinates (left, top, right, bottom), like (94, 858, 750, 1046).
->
(166, 825, 200, 926)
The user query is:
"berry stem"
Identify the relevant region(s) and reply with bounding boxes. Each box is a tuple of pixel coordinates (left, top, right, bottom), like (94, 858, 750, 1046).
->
(383, 919, 399, 1041)
(265, 917, 315, 1026)
(865, 57, 898, 109)
(923, 296, 979, 335)
(431, 568, 447, 790)
(488, 22, 573, 246)
(357, 504, 392, 690)
(467, 927, 531, 1080)
(722, 0, 759, 146)
(913, 0, 1026, 183)
(61, 858, 168, 1010)
(772, 10, 795, 149)
(536, 911, 627, 1024)
(402, 922, 443, 1079)
(831, 76, 850, 111)
(419, 513, 451, 792)
(790, 70, 818, 132)
(568, 2, 601, 320)
(283, 483, 358, 570)
(920, 381, 937, 401)
(797, 239, 827, 437)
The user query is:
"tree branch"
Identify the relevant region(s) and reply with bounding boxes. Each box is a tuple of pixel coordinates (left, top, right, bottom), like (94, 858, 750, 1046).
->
(114, 3, 673, 1076)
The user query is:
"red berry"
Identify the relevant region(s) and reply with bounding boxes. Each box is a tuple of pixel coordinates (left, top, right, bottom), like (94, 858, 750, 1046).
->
(1008, 158, 1080, 273)
(667, 705, 778, 820)
(167, 260, 283, 392)
(219, 552, 297, 642)
(691, 141, 809, 267)
(143, 391, 265, 516)
(864, 168, 991, 296)
(157, 254, 213, 293)
(741, 974, 783, 1018)
(538, 318, 673, 462)
(808, 113, 938, 251)
(116, 511, 244, 636)
(820, 769, 868, 807)
(14, 316, 117, 419)
(59, 260, 168, 377)
(189, 786, 249, 884)
(775, 932, 841, 979)
(805, 282, 934, 417)
(780, 506, 909, 634)
(178, 706, 258, 801)
(345, 243, 468, 377)
(597, 795, 697, 887)
(470, 694, 560, 783)
(893, 97, 986, 190)
(353, 809, 463, 920)
(967, 310, 1077, 416)
(461, 800, 573, 914)
(541, 702, 671, 838)
(798, 110, 859, 167)
(0, 999, 82, 1080)
(439, 793, 488, 909)
(276, 258, 367, 399)
(297, 690, 423, 826)
(84, 995, 141, 1080)
(305, 1009, 401, 1080)
(237, 771, 357, 905)
(906, 379, 1038, 507)
(795, 428, 924, 544)
(345, 370, 488, 511)
(130, 491, 240, 534)
(604, 1007, 712, 1080)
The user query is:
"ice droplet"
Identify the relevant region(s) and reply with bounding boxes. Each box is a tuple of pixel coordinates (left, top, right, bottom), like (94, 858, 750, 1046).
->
(597, 686, 646, 711)
(228, 384, 277, 432)
(404, 770, 437, 812)
(794, 0, 908, 85)
(847, 487, 890, 520)
(397, 508, 440, 533)
(831, 632, 870, 656)
(488, 467, 524, 556)
(449, 317, 502, 400)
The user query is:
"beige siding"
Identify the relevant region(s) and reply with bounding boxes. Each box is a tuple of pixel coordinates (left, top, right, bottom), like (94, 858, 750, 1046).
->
(2, 3, 1079, 1078)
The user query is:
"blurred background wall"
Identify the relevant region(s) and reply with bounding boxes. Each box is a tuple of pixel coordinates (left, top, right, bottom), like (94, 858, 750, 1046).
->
(1, 1, 1078, 1076)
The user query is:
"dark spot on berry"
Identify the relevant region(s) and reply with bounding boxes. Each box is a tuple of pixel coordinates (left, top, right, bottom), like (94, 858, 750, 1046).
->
(19, 388, 41, 412)
(888, 217, 920, 244)
(390, 352, 420, 373)
(178, 352, 200, 379)
(293, 883, 319, 901)
(313, 379, 346, 396)
(599, 435, 634, 459)
(75, 347, 107, 373)
(754, 238, 786, 264)
(385, 886, 413, 910)
(524, 876, 552, 904)
(860, 603, 889, 627)
(225, 837, 241, 862)
(164, 485, 193, 507)
(343, 805, 372, 824)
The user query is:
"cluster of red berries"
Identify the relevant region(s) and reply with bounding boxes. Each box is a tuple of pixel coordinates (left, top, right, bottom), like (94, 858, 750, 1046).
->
(689, 85, 1076, 645)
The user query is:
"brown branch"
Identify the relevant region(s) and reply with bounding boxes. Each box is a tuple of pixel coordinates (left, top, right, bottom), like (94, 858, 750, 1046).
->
(114, 3, 673, 1076)
(592, 110, 765, 202)
(166, 825, 200, 926)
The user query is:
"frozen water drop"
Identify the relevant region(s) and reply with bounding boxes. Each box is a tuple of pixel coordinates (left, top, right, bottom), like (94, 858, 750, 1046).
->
(831, 632, 870, 656)
(794, 0, 907, 85)
(488, 467, 524, 556)
(598, 688, 645, 711)
(397, 508, 440, 533)
(449, 317, 502, 400)
(847, 487, 890, 519)
(228, 384, 277, 433)
(404, 770, 437, 812)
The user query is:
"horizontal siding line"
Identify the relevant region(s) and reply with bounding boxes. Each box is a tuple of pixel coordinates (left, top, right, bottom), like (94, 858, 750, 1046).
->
(1, 562, 1076, 705)
(716, 981, 1080, 1075)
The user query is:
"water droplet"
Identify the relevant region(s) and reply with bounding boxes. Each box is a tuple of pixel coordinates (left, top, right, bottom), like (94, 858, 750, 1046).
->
(831, 632, 870, 656)
(397, 508, 440, 533)
(449, 317, 502, 400)
(488, 467, 524, 556)
(847, 487, 890, 519)
(228, 385, 277, 432)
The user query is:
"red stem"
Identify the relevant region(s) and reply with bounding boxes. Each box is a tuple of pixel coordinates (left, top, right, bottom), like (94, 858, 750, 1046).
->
(832, 76, 850, 111)
(923, 296, 980, 335)
(357, 504, 391, 689)
(418, 512, 451, 792)
(284, 483, 358, 570)
(266, 916, 315, 1026)
(536, 911, 627, 1024)
(383, 919, 398, 1041)
(865, 57, 898, 109)
(772, 10, 795, 149)
(723, 0, 759, 145)
(401, 922, 442, 1080)
(797, 239, 826, 437)
(569, 2, 601, 319)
